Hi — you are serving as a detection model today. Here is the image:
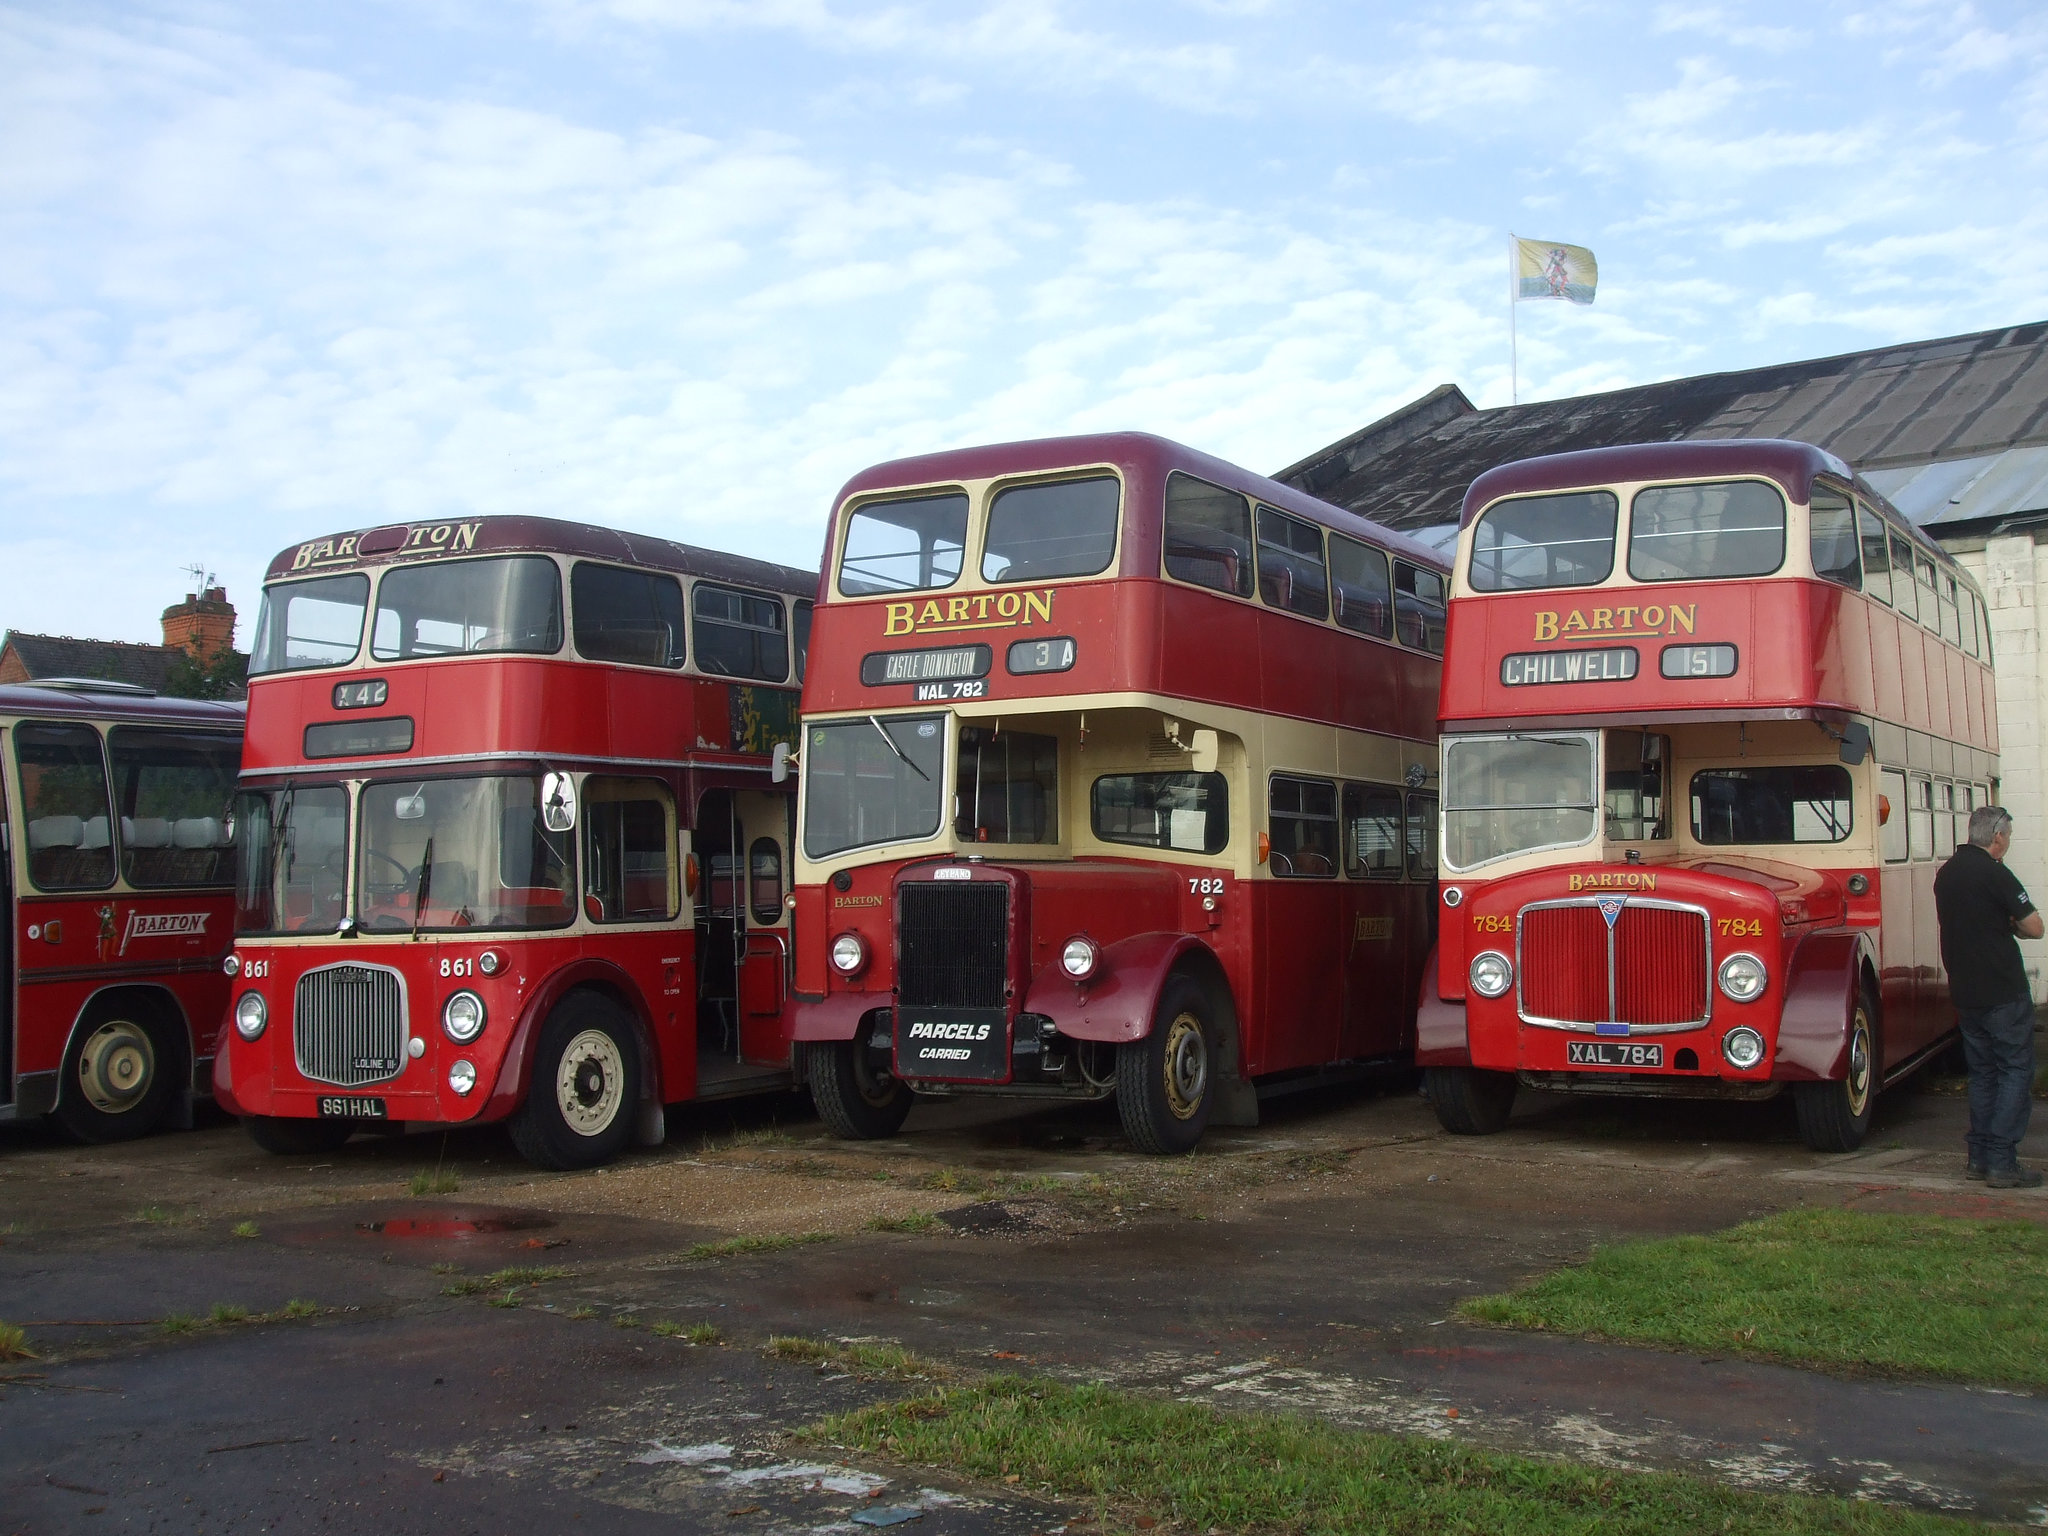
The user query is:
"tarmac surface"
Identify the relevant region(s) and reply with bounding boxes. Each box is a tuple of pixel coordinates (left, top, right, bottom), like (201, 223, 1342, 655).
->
(3, 1072, 2045, 1533)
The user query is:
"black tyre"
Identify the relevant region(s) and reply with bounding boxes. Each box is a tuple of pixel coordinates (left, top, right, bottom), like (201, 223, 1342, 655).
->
(54, 999, 179, 1143)
(806, 1037, 913, 1140)
(1424, 1065, 1517, 1135)
(245, 1115, 355, 1155)
(1117, 973, 1217, 1155)
(508, 992, 641, 1171)
(1795, 994, 1878, 1152)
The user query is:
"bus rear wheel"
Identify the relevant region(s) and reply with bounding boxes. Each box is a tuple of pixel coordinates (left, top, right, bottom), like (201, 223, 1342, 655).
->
(509, 993, 641, 1171)
(245, 1116, 355, 1155)
(807, 1038, 912, 1140)
(1794, 996, 1878, 1152)
(55, 1001, 177, 1144)
(1117, 974, 1215, 1155)
(1424, 1066, 1517, 1135)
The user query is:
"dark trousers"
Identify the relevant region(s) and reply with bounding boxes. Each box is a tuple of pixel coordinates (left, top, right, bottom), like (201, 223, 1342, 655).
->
(1957, 996, 2037, 1171)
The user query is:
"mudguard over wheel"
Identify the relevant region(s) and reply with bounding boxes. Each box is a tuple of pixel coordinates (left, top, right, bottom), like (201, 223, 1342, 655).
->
(245, 1116, 355, 1155)
(1794, 994, 1877, 1152)
(1117, 973, 1216, 1155)
(806, 1038, 913, 1140)
(508, 992, 641, 1171)
(55, 1001, 178, 1143)
(1424, 1065, 1517, 1135)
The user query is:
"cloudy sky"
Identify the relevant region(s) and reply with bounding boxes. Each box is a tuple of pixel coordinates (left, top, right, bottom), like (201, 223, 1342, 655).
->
(3, 0, 2044, 645)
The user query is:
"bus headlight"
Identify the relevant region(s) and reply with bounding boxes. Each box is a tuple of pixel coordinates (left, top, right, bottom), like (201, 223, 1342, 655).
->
(442, 990, 487, 1043)
(448, 1059, 477, 1096)
(234, 991, 268, 1041)
(477, 950, 504, 977)
(1717, 952, 1767, 1003)
(1469, 951, 1513, 998)
(830, 932, 868, 976)
(1721, 1026, 1767, 1069)
(222, 953, 241, 977)
(1061, 936, 1101, 980)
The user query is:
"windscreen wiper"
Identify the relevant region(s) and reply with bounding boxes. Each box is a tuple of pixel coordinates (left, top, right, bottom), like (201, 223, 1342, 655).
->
(411, 837, 435, 941)
(867, 715, 931, 782)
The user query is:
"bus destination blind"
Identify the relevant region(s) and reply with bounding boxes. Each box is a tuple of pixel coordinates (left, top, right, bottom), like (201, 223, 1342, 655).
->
(860, 645, 993, 687)
(1500, 646, 1639, 686)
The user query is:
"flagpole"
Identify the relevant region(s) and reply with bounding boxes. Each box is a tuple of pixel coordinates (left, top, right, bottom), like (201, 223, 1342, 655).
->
(1508, 233, 1518, 406)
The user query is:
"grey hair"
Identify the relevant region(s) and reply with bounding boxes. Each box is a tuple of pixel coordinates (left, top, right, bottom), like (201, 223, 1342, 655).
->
(1969, 804, 2014, 848)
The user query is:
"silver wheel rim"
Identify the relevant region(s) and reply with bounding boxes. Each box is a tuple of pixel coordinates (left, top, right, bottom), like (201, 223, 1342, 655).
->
(1161, 1012, 1208, 1121)
(78, 1020, 154, 1114)
(555, 1029, 625, 1137)
(1844, 1009, 1872, 1119)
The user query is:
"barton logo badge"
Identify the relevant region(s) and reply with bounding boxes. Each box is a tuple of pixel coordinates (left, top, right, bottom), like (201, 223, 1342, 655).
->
(1596, 896, 1626, 929)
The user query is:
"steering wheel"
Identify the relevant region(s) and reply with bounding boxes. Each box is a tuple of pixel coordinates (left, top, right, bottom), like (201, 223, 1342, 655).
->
(363, 847, 423, 900)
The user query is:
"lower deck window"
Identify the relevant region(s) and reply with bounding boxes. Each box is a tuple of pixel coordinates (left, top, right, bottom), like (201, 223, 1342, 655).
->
(1690, 766, 1853, 844)
(1269, 775, 1338, 876)
(955, 727, 1058, 844)
(1092, 771, 1228, 855)
(584, 778, 676, 922)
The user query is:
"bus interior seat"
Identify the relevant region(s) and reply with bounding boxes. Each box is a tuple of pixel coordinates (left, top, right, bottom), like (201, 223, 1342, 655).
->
(173, 816, 225, 848)
(124, 816, 173, 848)
(1166, 539, 1241, 592)
(598, 623, 674, 667)
(1261, 565, 1294, 610)
(28, 815, 84, 851)
(80, 816, 111, 849)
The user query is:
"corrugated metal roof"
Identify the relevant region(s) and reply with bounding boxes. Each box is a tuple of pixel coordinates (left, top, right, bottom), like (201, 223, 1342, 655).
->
(1863, 444, 2048, 532)
(1278, 321, 2048, 532)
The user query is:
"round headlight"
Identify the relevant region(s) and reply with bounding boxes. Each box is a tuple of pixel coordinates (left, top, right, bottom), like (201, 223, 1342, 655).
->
(442, 990, 486, 1043)
(448, 1059, 477, 1096)
(830, 932, 868, 975)
(233, 990, 267, 1041)
(1061, 936, 1100, 980)
(1717, 952, 1767, 1003)
(1722, 1025, 1767, 1070)
(477, 950, 503, 977)
(1469, 951, 1513, 999)
(222, 952, 242, 978)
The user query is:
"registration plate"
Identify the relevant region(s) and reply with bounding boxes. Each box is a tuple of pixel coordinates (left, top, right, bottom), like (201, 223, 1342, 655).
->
(317, 1096, 388, 1119)
(1566, 1041, 1664, 1068)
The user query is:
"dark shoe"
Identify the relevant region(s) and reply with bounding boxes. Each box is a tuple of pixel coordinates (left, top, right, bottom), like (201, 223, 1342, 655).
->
(1967, 1161, 1988, 1181)
(1986, 1165, 2043, 1190)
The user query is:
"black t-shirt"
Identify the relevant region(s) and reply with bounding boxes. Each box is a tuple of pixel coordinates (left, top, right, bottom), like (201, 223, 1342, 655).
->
(1934, 843, 2037, 1010)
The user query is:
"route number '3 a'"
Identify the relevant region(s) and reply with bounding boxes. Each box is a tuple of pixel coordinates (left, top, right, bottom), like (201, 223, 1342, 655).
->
(1187, 877, 1225, 895)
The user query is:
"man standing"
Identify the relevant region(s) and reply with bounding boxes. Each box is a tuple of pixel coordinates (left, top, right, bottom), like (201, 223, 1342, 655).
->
(1934, 805, 2043, 1189)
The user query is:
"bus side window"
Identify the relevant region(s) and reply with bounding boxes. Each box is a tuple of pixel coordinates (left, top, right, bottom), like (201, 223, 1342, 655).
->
(1855, 501, 1891, 605)
(1329, 535, 1393, 641)
(1255, 506, 1329, 620)
(1269, 775, 1338, 876)
(1810, 489, 1861, 588)
(1163, 473, 1254, 597)
(794, 599, 814, 683)
(693, 583, 790, 682)
(1405, 792, 1438, 880)
(571, 562, 686, 668)
(1915, 554, 1939, 631)
(1394, 561, 1447, 655)
(1603, 730, 1668, 840)
(1889, 531, 1919, 622)
(17, 721, 115, 892)
(749, 836, 782, 926)
(1907, 775, 1934, 861)
(107, 725, 240, 889)
(583, 777, 677, 923)
(1342, 783, 1401, 878)
(1939, 575, 1961, 647)
(1961, 588, 1980, 658)
(1879, 768, 1909, 864)
(1936, 781, 1957, 852)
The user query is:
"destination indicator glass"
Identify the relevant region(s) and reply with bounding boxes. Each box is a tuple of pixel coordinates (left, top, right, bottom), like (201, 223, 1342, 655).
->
(1500, 646, 1640, 686)
(861, 644, 993, 687)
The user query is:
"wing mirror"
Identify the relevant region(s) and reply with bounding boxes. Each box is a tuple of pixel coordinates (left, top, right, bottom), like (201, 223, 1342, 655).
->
(1190, 729, 1219, 775)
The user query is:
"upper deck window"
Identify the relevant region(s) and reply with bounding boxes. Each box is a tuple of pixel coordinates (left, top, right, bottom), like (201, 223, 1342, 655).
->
(1394, 560, 1446, 654)
(1809, 489, 1861, 589)
(1163, 473, 1253, 597)
(1627, 480, 1785, 582)
(1256, 506, 1328, 619)
(693, 583, 788, 682)
(1889, 530, 1919, 621)
(982, 476, 1119, 583)
(839, 493, 967, 595)
(1329, 534, 1392, 639)
(249, 573, 369, 675)
(372, 557, 562, 662)
(1857, 503, 1892, 605)
(1468, 491, 1617, 592)
(1939, 572, 1961, 646)
(1914, 551, 1938, 631)
(571, 562, 685, 668)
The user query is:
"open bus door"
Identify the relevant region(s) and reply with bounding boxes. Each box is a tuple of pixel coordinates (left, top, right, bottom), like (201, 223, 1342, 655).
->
(0, 751, 12, 1105)
(734, 789, 792, 1065)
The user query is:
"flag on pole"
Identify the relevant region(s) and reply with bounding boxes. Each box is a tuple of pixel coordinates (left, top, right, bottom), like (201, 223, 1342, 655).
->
(1514, 238, 1597, 304)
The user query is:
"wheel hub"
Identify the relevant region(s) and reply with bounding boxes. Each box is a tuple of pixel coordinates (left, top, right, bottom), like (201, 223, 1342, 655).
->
(1845, 1012, 1872, 1118)
(1161, 1012, 1208, 1121)
(78, 1021, 154, 1114)
(556, 1028, 624, 1137)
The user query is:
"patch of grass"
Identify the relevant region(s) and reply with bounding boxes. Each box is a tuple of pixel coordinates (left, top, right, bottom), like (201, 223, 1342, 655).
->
(208, 1303, 251, 1325)
(715, 1124, 796, 1151)
(678, 1232, 833, 1263)
(568, 1306, 597, 1321)
(281, 1299, 318, 1319)
(487, 1292, 520, 1309)
(768, 1335, 948, 1380)
(866, 1211, 939, 1234)
(0, 1323, 36, 1362)
(442, 1264, 567, 1298)
(133, 1205, 197, 1227)
(613, 1314, 642, 1330)
(231, 1221, 260, 1240)
(160, 1313, 199, 1334)
(815, 1378, 1973, 1536)
(650, 1319, 687, 1337)
(685, 1321, 723, 1345)
(0, 1221, 24, 1237)
(1462, 1209, 2048, 1390)
(407, 1167, 461, 1196)
(430, 1261, 461, 1276)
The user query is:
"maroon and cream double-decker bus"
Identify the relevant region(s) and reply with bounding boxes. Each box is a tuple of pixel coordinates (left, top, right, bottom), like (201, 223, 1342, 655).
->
(1423, 439, 1996, 1151)
(1, 681, 242, 1142)
(790, 433, 1447, 1152)
(213, 517, 813, 1169)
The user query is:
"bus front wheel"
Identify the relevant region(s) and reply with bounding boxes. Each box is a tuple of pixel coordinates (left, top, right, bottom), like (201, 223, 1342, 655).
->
(1794, 997, 1877, 1153)
(55, 1000, 178, 1144)
(245, 1116, 354, 1155)
(1424, 1066, 1516, 1135)
(509, 992, 641, 1171)
(807, 1039, 913, 1140)
(1117, 974, 1215, 1155)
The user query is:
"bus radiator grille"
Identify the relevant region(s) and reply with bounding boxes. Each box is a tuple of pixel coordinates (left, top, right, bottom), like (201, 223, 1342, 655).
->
(293, 962, 408, 1087)
(1518, 905, 1607, 1024)
(1615, 905, 1708, 1025)
(1517, 901, 1708, 1028)
(897, 882, 1008, 1010)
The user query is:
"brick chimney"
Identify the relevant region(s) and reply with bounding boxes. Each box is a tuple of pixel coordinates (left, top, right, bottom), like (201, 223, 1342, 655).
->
(162, 585, 236, 659)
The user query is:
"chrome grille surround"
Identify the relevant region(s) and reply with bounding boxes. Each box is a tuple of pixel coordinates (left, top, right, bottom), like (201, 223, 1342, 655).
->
(1514, 896, 1713, 1035)
(293, 962, 410, 1087)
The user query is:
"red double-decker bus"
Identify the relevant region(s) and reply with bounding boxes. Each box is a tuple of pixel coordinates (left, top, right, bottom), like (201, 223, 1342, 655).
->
(2, 681, 243, 1142)
(1423, 439, 1996, 1151)
(212, 517, 813, 1169)
(791, 433, 1447, 1152)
